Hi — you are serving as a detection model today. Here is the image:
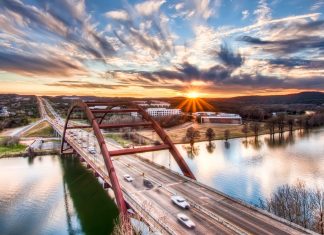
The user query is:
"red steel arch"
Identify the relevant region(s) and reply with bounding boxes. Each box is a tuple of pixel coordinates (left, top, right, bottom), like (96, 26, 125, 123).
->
(61, 100, 195, 216)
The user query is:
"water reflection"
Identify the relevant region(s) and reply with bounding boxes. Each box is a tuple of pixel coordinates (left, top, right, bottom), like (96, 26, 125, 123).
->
(183, 145, 200, 159)
(206, 142, 216, 154)
(0, 156, 118, 235)
(141, 128, 324, 206)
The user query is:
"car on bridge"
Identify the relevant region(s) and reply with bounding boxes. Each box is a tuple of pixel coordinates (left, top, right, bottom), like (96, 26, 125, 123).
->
(171, 195, 190, 209)
(177, 213, 195, 229)
(123, 174, 134, 182)
(87, 147, 96, 154)
(143, 179, 154, 189)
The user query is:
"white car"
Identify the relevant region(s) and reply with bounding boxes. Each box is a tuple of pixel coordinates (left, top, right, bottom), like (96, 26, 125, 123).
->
(123, 174, 134, 182)
(171, 195, 190, 209)
(87, 147, 96, 154)
(177, 213, 195, 229)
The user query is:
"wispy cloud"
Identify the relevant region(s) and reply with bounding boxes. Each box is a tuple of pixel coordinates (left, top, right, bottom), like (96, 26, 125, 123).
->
(242, 10, 249, 20)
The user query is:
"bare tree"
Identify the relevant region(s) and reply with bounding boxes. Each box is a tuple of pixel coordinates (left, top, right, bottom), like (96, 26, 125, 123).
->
(186, 127, 200, 147)
(313, 188, 324, 234)
(265, 118, 276, 137)
(287, 117, 295, 133)
(277, 114, 286, 135)
(241, 123, 249, 139)
(261, 181, 324, 234)
(250, 122, 260, 138)
(205, 128, 215, 143)
(224, 129, 230, 142)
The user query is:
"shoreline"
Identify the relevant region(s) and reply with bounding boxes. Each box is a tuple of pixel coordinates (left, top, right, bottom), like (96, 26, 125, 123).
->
(172, 127, 309, 144)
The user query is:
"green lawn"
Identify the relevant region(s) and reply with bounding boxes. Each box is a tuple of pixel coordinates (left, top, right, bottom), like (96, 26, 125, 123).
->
(23, 121, 55, 138)
(0, 144, 26, 156)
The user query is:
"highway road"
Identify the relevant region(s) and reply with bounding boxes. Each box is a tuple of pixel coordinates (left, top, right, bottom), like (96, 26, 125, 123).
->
(40, 97, 313, 235)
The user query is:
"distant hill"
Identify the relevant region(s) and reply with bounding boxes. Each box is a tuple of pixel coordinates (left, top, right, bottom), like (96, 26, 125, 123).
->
(208, 92, 324, 105)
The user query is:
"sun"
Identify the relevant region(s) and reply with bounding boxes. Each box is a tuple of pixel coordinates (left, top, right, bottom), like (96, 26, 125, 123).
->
(186, 91, 200, 99)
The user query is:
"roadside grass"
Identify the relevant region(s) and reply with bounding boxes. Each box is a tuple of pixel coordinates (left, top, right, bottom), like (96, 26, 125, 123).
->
(28, 117, 40, 123)
(105, 133, 131, 147)
(23, 121, 55, 138)
(0, 143, 26, 156)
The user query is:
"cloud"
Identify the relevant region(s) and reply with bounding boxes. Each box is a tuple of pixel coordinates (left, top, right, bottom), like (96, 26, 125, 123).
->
(105, 10, 129, 21)
(1, 0, 324, 96)
(242, 10, 249, 20)
(0, 0, 68, 36)
(268, 58, 324, 69)
(0, 0, 119, 78)
(104, 0, 173, 56)
(172, 0, 222, 21)
(0, 51, 87, 77)
(135, 0, 165, 16)
(0, 0, 116, 61)
(310, 0, 324, 11)
(46, 81, 125, 89)
(254, 0, 271, 23)
(108, 59, 324, 92)
(218, 13, 320, 38)
(217, 44, 244, 68)
(240, 35, 324, 54)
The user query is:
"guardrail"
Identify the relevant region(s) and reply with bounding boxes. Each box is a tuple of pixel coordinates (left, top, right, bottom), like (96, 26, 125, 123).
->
(62, 131, 177, 235)
(123, 190, 177, 235)
(116, 157, 247, 235)
(187, 198, 248, 235)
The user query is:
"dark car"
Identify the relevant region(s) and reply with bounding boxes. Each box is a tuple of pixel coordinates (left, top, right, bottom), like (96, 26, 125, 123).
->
(143, 179, 154, 189)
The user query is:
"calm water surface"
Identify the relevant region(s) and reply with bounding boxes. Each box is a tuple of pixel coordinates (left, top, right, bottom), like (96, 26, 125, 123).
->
(0, 155, 118, 235)
(142, 128, 324, 205)
(1, 129, 324, 234)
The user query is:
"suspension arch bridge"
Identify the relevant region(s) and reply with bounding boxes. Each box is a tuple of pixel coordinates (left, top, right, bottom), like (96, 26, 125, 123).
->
(38, 97, 312, 235)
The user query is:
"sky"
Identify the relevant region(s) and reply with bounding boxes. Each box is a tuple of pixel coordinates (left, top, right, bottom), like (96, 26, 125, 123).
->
(0, 0, 324, 98)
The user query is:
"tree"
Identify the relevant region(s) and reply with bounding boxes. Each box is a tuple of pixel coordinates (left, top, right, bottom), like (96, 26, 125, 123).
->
(313, 188, 324, 234)
(224, 129, 230, 142)
(241, 123, 249, 139)
(186, 127, 200, 147)
(250, 122, 260, 138)
(277, 114, 286, 134)
(265, 118, 276, 136)
(287, 117, 295, 133)
(260, 181, 324, 234)
(205, 128, 215, 143)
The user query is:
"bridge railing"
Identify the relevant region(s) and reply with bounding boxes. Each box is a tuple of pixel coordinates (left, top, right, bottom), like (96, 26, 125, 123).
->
(123, 190, 177, 235)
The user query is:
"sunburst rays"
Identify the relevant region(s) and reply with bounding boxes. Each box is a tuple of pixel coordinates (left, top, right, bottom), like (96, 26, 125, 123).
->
(177, 97, 215, 113)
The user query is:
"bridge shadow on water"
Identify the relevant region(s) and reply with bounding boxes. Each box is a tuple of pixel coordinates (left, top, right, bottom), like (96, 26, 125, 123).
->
(59, 156, 119, 235)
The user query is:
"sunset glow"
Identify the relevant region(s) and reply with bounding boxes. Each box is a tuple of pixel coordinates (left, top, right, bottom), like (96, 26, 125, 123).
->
(186, 92, 200, 99)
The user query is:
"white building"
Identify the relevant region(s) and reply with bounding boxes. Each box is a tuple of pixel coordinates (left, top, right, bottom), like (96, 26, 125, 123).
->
(89, 105, 108, 110)
(200, 112, 242, 125)
(146, 108, 181, 116)
(193, 111, 216, 116)
(132, 107, 181, 117)
(150, 100, 171, 108)
(132, 100, 170, 108)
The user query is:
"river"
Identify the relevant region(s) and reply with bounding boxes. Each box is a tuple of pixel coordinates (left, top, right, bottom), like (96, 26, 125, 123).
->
(0, 155, 118, 235)
(1, 128, 323, 234)
(142, 128, 324, 205)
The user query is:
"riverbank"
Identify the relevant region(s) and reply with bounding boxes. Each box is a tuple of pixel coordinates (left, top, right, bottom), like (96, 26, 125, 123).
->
(0, 143, 27, 158)
(138, 122, 303, 144)
(0, 149, 60, 159)
(0, 136, 60, 158)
